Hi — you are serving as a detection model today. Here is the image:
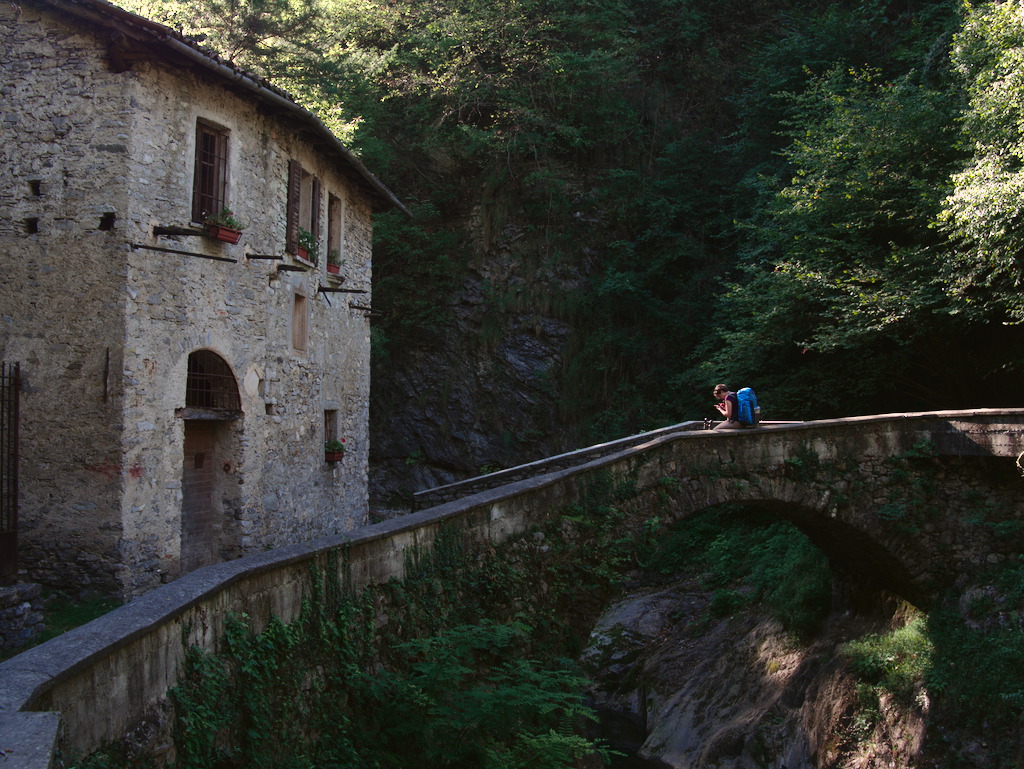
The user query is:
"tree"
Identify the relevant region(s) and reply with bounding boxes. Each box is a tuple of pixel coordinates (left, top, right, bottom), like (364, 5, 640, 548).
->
(942, 1, 1024, 323)
(125, 0, 321, 63)
(695, 13, 1007, 417)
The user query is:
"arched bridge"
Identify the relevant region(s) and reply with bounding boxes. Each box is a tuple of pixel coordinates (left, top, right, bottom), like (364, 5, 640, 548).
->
(418, 408, 1024, 607)
(3, 410, 1024, 767)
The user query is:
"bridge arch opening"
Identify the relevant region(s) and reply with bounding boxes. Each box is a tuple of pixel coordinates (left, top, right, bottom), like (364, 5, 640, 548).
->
(652, 500, 924, 627)
(646, 504, 831, 636)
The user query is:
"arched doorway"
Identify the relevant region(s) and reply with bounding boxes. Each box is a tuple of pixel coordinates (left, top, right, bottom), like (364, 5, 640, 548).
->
(178, 350, 242, 573)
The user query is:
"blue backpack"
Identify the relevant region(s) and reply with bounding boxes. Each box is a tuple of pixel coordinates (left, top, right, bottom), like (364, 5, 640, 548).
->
(736, 387, 759, 426)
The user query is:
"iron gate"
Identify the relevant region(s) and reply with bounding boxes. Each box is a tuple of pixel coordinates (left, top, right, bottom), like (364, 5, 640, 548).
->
(0, 363, 19, 579)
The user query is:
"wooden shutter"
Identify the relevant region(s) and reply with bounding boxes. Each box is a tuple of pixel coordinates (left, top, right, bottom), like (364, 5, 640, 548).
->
(286, 159, 301, 254)
(311, 177, 322, 238)
(310, 177, 322, 262)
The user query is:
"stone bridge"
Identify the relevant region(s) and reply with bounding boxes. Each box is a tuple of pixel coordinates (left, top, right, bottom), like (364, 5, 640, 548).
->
(2, 409, 1024, 767)
(630, 411, 1024, 608)
(422, 409, 1024, 607)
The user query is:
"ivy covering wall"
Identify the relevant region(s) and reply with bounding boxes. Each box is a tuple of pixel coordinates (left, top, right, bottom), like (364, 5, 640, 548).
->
(69, 471, 660, 768)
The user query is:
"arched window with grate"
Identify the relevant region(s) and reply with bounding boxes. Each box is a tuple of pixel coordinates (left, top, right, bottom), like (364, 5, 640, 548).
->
(182, 350, 241, 417)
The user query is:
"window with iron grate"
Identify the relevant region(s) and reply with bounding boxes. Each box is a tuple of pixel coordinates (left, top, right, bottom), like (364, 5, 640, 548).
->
(192, 120, 230, 223)
(186, 350, 240, 411)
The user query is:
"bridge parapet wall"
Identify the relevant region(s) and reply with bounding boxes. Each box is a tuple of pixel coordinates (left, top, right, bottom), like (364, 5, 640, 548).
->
(1, 410, 1023, 768)
(411, 421, 709, 509)
(0, 470, 599, 766)
(413, 410, 1024, 509)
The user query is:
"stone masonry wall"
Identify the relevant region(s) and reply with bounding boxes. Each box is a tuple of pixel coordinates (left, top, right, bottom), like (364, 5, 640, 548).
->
(0, 583, 44, 651)
(0, 3, 132, 593)
(0, 3, 374, 597)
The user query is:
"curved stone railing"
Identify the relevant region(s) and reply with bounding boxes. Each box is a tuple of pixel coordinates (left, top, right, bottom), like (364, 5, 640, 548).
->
(2, 409, 1024, 769)
(412, 420, 809, 509)
(412, 420, 710, 509)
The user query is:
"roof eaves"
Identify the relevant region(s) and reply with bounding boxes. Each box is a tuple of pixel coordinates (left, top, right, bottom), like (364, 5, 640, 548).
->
(39, 0, 410, 217)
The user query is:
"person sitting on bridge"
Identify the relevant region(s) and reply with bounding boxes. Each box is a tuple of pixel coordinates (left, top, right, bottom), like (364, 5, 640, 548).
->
(712, 384, 744, 430)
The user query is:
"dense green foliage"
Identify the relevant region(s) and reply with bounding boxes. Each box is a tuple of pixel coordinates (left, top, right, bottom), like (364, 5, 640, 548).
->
(646, 505, 833, 638)
(943, 2, 1024, 322)
(843, 613, 933, 703)
(923, 563, 1024, 764)
(162, 612, 601, 769)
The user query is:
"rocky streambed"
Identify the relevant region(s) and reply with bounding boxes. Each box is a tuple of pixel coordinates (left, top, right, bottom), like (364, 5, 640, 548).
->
(579, 579, 930, 769)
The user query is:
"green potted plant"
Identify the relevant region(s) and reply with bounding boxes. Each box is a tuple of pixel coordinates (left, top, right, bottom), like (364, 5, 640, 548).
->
(326, 248, 342, 276)
(204, 207, 246, 244)
(324, 439, 346, 462)
(298, 228, 318, 261)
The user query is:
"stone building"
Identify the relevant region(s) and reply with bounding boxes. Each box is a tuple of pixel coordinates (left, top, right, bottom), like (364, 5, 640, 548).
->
(0, 0, 405, 597)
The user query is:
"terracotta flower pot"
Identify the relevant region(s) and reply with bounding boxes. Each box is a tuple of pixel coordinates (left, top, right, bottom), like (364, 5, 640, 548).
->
(325, 451, 344, 462)
(327, 263, 341, 275)
(207, 224, 242, 244)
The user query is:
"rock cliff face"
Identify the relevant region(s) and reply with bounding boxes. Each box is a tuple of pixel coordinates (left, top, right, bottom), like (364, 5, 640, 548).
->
(369, 233, 585, 508)
(580, 579, 929, 769)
